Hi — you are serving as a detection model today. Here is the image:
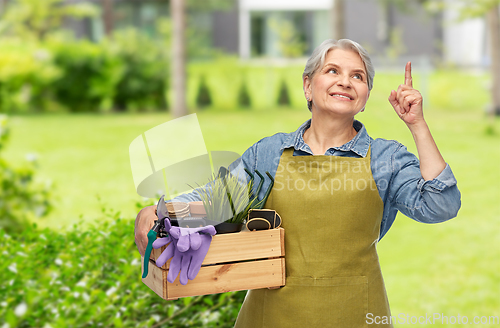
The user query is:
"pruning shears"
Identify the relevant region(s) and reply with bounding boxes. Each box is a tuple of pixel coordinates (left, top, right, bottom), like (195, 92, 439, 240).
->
(142, 195, 169, 279)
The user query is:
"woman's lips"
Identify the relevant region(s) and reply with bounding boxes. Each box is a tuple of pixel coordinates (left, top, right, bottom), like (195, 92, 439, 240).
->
(330, 93, 353, 101)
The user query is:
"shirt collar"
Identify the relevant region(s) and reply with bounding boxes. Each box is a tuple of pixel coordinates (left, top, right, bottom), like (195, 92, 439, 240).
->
(281, 119, 370, 157)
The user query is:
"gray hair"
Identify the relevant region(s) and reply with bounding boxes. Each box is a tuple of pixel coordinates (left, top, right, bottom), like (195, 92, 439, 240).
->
(303, 39, 375, 110)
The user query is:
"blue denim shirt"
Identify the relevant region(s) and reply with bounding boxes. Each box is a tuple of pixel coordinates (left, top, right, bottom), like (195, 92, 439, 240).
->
(173, 119, 461, 240)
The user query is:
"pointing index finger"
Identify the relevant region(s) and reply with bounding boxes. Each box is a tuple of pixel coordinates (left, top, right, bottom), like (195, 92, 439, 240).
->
(405, 61, 412, 87)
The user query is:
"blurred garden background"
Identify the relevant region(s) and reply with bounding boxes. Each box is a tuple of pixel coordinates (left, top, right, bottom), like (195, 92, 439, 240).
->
(0, 0, 499, 327)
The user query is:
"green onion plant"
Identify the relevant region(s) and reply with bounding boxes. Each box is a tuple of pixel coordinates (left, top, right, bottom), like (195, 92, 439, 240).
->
(197, 172, 252, 224)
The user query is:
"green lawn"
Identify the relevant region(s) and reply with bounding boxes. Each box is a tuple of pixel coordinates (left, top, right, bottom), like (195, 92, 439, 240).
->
(4, 69, 500, 326)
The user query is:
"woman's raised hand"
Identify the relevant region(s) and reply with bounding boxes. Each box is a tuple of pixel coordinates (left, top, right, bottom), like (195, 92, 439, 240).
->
(388, 62, 424, 126)
(388, 61, 446, 180)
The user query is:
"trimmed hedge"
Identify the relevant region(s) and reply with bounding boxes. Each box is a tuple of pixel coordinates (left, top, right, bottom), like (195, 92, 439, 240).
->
(0, 35, 308, 113)
(0, 216, 246, 327)
(187, 58, 306, 111)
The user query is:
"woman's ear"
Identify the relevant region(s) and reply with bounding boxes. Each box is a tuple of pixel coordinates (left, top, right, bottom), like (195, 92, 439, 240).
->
(303, 76, 312, 100)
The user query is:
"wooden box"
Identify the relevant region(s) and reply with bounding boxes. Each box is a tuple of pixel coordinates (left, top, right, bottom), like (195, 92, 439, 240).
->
(141, 228, 285, 300)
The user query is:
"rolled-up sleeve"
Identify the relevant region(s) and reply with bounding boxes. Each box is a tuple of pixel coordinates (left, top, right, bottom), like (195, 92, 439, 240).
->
(389, 144, 461, 223)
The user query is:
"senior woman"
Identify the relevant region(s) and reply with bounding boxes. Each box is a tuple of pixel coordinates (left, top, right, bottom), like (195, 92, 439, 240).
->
(135, 39, 461, 327)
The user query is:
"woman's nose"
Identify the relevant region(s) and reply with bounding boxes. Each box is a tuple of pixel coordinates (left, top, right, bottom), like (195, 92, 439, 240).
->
(336, 74, 351, 88)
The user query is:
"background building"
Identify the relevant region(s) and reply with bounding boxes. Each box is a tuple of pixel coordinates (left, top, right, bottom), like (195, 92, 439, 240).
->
(64, 0, 495, 68)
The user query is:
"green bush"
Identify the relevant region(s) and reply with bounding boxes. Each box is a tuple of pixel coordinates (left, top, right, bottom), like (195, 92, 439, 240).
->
(47, 38, 123, 113)
(107, 29, 169, 112)
(0, 115, 52, 233)
(0, 214, 246, 327)
(0, 39, 61, 113)
(0, 32, 170, 113)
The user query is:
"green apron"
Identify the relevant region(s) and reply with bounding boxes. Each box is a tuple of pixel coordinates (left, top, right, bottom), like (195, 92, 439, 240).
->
(234, 147, 392, 328)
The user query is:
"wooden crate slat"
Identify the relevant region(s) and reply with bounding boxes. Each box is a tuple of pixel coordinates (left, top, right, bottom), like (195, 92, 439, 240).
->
(279, 228, 285, 257)
(141, 256, 167, 299)
(142, 228, 286, 300)
(151, 228, 284, 269)
(280, 257, 286, 286)
(165, 258, 284, 299)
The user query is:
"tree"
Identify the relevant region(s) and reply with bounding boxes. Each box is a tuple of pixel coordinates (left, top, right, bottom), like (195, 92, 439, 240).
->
(102, 0, 114, 37)
(0, 0, 9, 14)
(331, 0, 345, 40)
(169, 0, 234, 117)
(486, 4, 500, 115)
(0, 0, 98, 41)
(171, 0, 187, 117)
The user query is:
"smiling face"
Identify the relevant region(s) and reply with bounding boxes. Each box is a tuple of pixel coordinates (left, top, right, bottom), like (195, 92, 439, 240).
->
(304, 48, 370, 117)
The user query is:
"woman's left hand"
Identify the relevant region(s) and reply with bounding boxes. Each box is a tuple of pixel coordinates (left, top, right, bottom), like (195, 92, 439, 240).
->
(388, 61, 446, 180)
(388, 62, 424, 126)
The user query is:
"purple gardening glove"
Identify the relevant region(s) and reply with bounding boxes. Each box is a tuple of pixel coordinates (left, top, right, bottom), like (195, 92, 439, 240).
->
(152, 222, 217, 285)
(167, 225, 216, 285)
(174, 225, 217, 252)
(152, 235, 175, 267)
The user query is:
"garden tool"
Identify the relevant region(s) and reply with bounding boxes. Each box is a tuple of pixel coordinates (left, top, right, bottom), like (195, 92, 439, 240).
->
(255, 171, 274, 209)
(246, 170, 274, 209)
(223, 168, 274, 224)
(142, 195, 170, 279)
(244, 168, 264, 202)
(245, 171, 277, 230)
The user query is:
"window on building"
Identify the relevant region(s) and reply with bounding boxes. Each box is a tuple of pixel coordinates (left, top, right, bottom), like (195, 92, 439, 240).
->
(249, 10, 328, 58)
(88, 0, 169, 41)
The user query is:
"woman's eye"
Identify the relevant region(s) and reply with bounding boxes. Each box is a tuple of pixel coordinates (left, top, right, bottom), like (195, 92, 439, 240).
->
(353, 74, 362, 80)
(328, 68, 337, 74)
